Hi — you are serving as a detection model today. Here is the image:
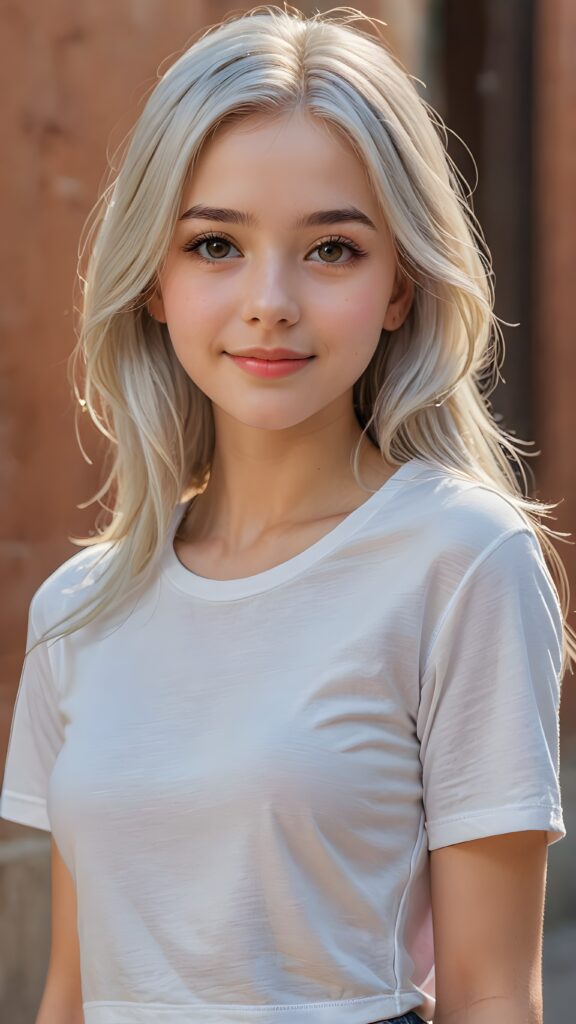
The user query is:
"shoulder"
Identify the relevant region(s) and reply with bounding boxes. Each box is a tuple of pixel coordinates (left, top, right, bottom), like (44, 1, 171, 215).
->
(28, 503, 185, 638)
(29, 541, 116, 636)
(392, 461, 559, 666)
(400, 458, 539, 561)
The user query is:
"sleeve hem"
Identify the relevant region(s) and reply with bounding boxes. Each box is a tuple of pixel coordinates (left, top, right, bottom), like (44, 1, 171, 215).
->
(0, 790, 51, 832)
(425, 803, 565, 850)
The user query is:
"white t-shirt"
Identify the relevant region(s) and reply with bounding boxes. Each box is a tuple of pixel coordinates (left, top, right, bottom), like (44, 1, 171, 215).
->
(0, 457, 566, 1024)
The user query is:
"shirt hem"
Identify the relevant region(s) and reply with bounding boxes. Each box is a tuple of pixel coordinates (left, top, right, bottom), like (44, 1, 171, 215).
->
(82, 992, 431, 1024)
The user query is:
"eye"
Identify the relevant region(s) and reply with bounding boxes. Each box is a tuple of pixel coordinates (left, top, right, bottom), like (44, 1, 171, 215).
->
(307, 235, 367, 265)
(182, 232, 239, 262)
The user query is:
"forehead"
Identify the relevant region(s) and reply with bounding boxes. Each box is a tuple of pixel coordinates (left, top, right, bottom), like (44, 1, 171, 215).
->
(180, 109, 380, 220)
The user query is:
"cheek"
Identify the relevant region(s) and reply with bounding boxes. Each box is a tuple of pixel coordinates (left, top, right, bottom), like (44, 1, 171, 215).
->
(317, 277, 389, 378)
(161, 273, 227, 344)
(316, 277, 388, 341)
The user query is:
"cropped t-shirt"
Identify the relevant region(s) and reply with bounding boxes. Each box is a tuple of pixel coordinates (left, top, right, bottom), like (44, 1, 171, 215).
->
(0, 457, 566, 1024)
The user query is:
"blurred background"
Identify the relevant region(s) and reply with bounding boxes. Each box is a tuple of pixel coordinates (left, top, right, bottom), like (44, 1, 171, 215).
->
(0, 1, 574, 1019)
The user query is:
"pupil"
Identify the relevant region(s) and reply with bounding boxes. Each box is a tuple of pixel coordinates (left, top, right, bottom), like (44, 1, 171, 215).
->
(322, 243, 341, 262)
(208, 240, 227, 257)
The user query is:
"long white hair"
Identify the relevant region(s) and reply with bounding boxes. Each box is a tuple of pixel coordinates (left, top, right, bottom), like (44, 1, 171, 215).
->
(32, 4, 575, 675)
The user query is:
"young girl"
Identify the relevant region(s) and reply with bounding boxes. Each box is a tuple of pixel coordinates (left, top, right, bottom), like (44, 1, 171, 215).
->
(1, 6, 572, 1024)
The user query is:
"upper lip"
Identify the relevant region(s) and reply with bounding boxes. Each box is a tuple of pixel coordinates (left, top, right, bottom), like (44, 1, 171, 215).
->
(226, 348, 313, 361)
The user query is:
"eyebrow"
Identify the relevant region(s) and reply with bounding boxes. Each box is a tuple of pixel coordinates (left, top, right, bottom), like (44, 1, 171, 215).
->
(178, 204, 377, 231)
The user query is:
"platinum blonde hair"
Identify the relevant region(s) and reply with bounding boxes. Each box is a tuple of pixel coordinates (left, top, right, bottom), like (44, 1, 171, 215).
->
(32, 4, 575, 675)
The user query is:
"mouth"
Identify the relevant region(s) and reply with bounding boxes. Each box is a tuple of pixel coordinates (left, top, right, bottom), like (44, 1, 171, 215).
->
(224, 353, 315, 361)
(224, 353, 316, 378)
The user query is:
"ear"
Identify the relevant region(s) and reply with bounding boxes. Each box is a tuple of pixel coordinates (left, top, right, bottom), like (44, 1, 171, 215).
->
(147, 285, 167, 324)
(382, 268, 414, 331)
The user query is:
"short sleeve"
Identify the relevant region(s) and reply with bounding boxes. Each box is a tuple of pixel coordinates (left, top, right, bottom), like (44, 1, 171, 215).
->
(0, 589, 64, 831)
(417, 528, 566, 851)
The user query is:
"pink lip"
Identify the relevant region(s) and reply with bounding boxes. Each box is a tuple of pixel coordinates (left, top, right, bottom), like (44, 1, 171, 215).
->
(225, 354, 315, 378)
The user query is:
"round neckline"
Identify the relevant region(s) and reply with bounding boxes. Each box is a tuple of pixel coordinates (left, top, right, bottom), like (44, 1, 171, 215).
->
(161, 457, 428, 601)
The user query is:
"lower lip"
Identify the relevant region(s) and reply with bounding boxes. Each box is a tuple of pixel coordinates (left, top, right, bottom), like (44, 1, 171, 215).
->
(225, 354, 315, 378)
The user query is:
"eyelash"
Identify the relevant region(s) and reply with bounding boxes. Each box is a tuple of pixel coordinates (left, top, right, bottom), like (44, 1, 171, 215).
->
(182, 231, 368, 266)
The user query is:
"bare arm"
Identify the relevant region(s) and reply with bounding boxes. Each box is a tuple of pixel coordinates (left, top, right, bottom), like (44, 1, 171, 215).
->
(35, 837, 84, 1024)
(430, 829, 548, 1023)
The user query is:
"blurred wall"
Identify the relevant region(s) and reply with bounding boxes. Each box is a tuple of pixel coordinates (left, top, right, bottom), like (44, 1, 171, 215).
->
(533, 0, 576, 736)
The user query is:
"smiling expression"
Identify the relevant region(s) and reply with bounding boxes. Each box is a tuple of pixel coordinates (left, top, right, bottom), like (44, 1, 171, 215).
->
(149, 109, 413, 433)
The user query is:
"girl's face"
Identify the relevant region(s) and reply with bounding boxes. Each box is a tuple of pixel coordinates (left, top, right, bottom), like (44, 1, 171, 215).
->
(150, 109, 413, 434)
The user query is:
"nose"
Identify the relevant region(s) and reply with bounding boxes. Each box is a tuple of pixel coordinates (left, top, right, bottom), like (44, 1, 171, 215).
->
(240, 256, 300, 328)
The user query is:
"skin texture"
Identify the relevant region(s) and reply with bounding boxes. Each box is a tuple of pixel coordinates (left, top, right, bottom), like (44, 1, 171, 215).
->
(430, 830, 548, 1023)
(35, 839, 83, 1024)
(149, 108, 414, 561)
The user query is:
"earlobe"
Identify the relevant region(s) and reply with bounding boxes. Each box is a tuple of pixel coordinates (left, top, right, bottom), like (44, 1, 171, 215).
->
(147, 289, 167, 324)
(383, 273, 414, 331)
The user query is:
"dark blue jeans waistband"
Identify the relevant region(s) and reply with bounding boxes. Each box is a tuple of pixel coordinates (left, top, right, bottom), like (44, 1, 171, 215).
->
(372, 1012, 428, 1024)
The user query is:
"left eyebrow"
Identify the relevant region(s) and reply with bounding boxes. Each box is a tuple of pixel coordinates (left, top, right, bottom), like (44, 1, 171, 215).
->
(178, 204, 377, 231)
